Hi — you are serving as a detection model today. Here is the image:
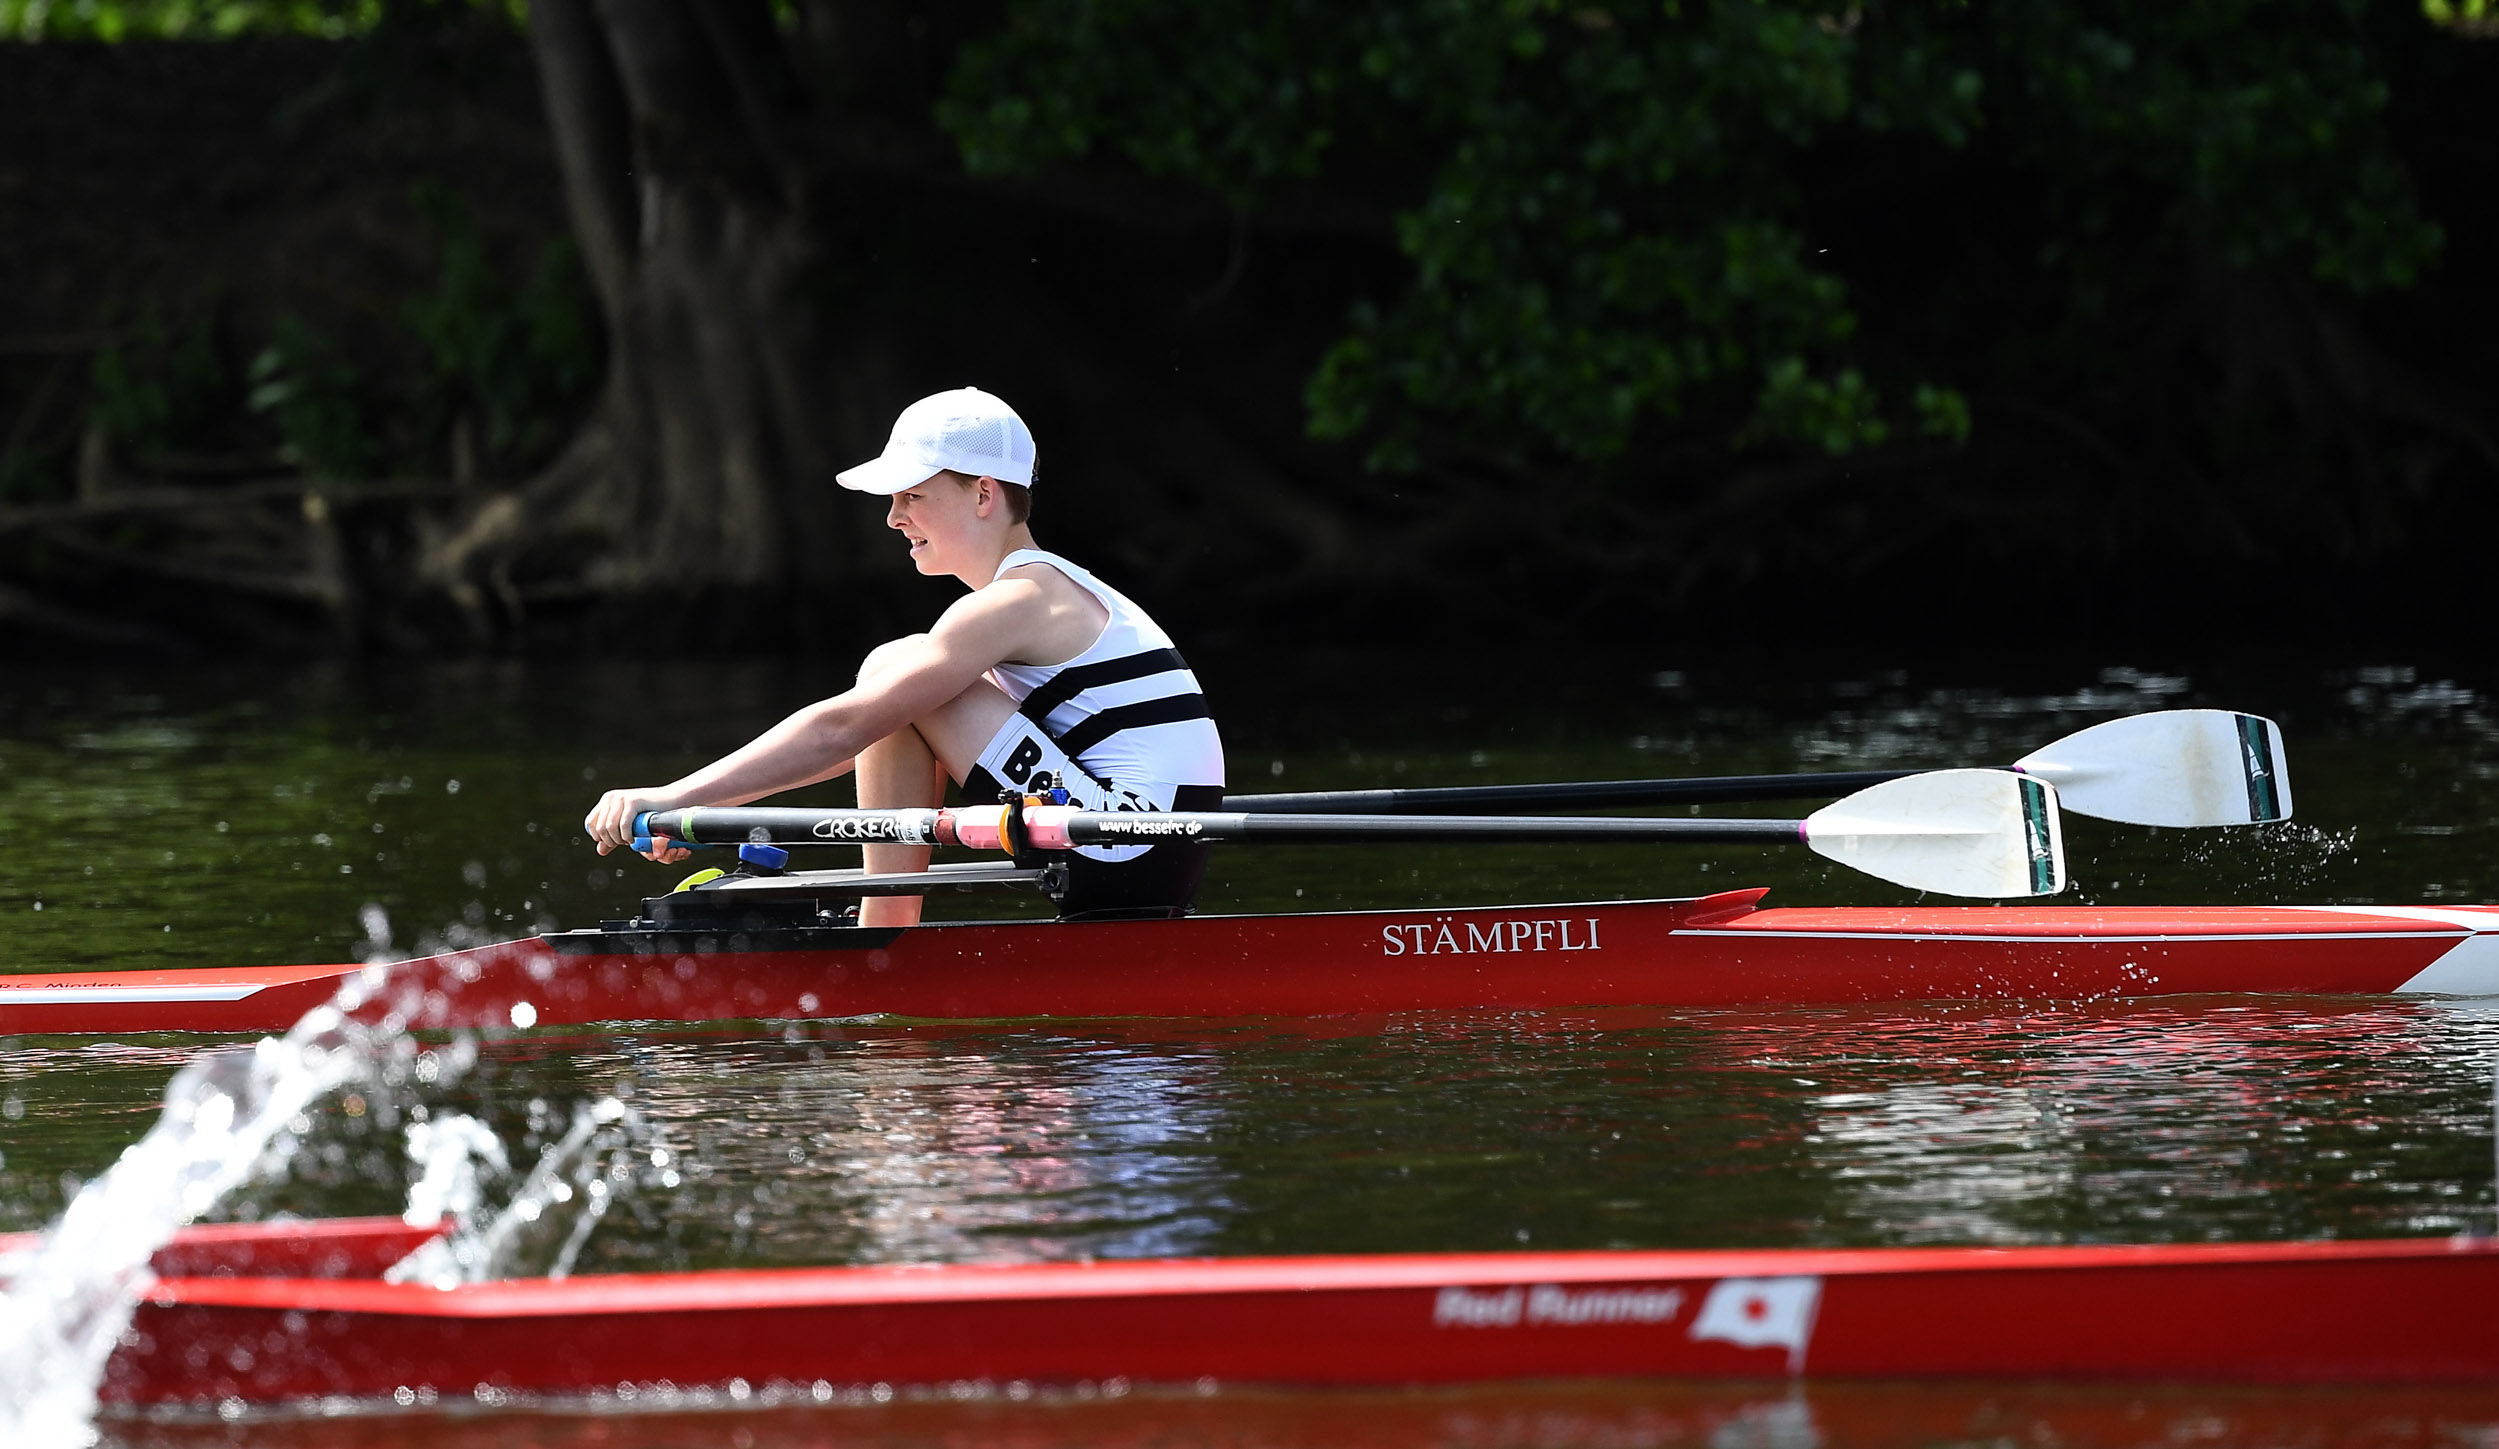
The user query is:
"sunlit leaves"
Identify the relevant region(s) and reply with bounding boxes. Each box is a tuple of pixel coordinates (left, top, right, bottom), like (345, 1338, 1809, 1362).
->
(0, 0, 518, 42)
(2422, 0, 2498, 35)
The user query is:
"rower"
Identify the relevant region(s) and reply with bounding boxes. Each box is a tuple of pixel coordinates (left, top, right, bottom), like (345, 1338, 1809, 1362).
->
(582, 387, 1228, 923)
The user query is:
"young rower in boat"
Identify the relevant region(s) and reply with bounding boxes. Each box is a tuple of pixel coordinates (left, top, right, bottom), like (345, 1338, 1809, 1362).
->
(582, 387, 1227, 924)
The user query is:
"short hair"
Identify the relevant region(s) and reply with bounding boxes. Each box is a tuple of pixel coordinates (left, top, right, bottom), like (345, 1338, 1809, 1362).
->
(943, 470, 1032, 524)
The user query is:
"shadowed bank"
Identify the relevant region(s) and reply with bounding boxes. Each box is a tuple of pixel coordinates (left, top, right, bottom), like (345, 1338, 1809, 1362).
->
(0, 1, 2495, 661)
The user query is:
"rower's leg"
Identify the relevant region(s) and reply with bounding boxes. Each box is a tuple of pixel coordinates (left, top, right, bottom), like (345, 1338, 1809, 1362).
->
(855, 725, 943, 927)
(854, 638, 943, 927)
(853, 639, 1020, 927)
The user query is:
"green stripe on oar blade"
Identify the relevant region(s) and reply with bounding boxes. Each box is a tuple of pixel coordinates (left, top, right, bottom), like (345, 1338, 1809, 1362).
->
(2237, 713, 2286, 823)
(2019, 776, 2060, 895)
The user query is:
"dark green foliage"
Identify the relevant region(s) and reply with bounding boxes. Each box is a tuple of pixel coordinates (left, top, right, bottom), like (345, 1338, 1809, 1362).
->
(247, 315, 379, 479)
(89, 313, 226, 453)
(944, 0, 2442, 473)
(1995, 2, 2441, 292)
(403, 182, 598, 467)
(0, 452, 60, 504)
(66, 186, 594, 489)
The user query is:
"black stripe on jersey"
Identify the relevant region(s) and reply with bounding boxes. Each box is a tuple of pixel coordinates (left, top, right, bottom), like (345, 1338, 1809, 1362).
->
(1017, 647, 1192, 727)
(1053, 693, 1213, 759)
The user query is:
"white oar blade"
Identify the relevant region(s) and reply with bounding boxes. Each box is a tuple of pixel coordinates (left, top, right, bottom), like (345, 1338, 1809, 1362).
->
(1802, 769, 2066, 898)
(2013, 709, 2292, 827)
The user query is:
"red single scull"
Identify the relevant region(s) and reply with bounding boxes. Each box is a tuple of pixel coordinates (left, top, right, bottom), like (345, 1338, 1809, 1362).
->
(4, 890, 2496, 1035)
(0, 716, 2362, 1033)
(92, 1223, 2499, 1406)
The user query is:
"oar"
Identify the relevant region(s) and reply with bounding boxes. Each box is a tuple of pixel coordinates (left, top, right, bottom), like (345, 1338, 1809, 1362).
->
(1223, 708, 2290, 829)
(632, 769, 2066, 899)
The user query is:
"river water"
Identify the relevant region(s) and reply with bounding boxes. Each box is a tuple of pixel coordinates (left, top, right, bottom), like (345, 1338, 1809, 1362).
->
(3, 658, 2498, 1445)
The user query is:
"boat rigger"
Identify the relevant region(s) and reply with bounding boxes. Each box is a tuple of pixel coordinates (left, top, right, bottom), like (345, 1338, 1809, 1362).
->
(91, 1223, 2499, 1407)
(4, 892, 2497, 1036)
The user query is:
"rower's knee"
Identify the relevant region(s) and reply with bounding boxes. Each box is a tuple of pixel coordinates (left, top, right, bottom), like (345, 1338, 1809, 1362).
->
(857, 635, 929, 686)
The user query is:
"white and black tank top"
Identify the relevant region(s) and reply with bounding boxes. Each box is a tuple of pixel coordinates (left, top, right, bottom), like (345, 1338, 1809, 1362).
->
(987, 548, 1226, 790)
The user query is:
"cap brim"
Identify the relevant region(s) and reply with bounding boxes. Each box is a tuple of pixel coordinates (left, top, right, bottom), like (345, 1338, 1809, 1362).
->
(835, 454, 940, 495)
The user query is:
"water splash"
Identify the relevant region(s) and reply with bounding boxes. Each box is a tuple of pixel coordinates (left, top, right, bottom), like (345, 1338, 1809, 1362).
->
(0, 999, 385, 1447)
(0, 906, 495, 1445)
(400, 1111, 508, 1228)
(388, 1098, 638, 1287)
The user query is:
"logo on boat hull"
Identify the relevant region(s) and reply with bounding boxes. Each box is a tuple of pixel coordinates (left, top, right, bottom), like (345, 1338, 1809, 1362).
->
(1379, 917, 1601, 955)
(1433, 1283, 1686, 1328)
(1431, 1276, 1822, 1372)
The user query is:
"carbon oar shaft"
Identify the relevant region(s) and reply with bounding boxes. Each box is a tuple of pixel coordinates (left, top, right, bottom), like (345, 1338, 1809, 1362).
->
(1050, 812, 1805, 847)
(1221, 710, 2295, 829)
(636, 806, 1805, 849)
(1225, 771, 1920, 814)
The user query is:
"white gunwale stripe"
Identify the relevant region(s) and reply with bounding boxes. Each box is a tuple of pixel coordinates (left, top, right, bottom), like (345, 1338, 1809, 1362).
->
(1669, 929, 2465, 945)
(0, 985, 265, 1004)
(2286, 905, 2499, 932)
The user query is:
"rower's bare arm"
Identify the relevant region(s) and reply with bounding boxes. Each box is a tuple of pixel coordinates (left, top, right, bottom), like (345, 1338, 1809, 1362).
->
(583, 586, 1046, 853)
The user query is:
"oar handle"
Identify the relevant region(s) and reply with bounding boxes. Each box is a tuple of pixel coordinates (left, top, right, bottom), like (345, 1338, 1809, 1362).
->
(636, 807, 951, 846)
(1224, 770, 1922, 814)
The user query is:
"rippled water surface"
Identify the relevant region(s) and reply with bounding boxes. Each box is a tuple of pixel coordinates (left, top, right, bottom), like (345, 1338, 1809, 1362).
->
(6, 658, 2499, 1445)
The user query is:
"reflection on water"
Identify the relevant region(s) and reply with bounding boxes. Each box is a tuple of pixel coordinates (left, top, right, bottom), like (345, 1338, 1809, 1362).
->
(8, 1003, 2494, 1262)
(1814, 1085, 2077, 1244)
(604, 1036, 1230, 1269)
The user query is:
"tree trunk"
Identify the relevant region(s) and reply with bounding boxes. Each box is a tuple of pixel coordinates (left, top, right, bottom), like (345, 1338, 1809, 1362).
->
(424, 0, 891, 634)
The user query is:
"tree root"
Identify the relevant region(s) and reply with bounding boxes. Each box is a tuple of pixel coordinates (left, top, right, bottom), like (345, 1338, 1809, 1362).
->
(414, 407, 622, 639)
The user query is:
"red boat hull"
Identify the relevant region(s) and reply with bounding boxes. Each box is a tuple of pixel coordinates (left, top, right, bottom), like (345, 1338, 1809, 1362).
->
(0, 1216, 440, 1282)
(103, 1236, 2499, 1406)
(8, 892, 2498, 1035)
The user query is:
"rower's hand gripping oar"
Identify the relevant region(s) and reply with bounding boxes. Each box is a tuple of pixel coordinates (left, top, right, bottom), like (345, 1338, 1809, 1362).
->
(1221, 708, 2289, 830)
(629, 769, 2068, 899)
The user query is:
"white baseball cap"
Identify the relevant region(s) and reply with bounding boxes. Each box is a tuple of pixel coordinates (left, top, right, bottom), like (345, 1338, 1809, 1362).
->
(836, 387, 1037, 494)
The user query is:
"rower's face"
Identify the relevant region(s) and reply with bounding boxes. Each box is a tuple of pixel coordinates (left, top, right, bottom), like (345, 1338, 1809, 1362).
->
(885, 473, 983, 575)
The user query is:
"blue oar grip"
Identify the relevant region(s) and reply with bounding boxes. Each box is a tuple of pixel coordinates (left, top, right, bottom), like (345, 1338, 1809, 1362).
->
(627, 810, 713, 853)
